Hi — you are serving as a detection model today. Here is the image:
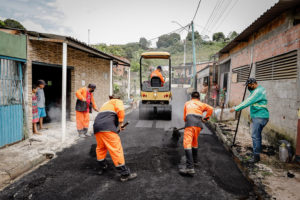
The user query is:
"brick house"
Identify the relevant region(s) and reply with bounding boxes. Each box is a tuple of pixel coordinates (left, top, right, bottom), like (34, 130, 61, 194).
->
(217, 0, 300, 151)
(0, 28, 130, 146)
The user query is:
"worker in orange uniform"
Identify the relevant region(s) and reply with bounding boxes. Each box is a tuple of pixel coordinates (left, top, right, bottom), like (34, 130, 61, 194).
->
(93, 94, 137, 182)
(76, 84, 99, 137)
(150, 66, 165, 86)
(179, 91, 213, 176)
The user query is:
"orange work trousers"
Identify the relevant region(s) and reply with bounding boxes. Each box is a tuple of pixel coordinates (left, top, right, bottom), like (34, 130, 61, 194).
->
(94, 131, 125, 167)
(183, 126, 202, 149)
(76, 111, 89, 130)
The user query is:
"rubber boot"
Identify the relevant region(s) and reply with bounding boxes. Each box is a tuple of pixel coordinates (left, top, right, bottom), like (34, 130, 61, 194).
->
(248, 154, 260, 163)
(83, 128, 90, 136)
(192, 148, 199, 167)
(97, 159, 108, 175)
(179, 149, 195, 176)
(116, 165, 137, 182)
(78, 129, 85, 138)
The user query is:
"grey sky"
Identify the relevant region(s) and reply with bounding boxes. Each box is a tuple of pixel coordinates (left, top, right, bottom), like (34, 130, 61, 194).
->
(0, 0, 278, 45)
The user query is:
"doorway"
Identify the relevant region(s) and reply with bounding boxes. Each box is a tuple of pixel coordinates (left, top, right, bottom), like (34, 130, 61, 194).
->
(32, 63, 72, 123)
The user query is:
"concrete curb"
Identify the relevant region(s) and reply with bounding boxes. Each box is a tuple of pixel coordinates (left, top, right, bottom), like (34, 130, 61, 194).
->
(0, 154, 47, 188)
(207, 121, 270, 199)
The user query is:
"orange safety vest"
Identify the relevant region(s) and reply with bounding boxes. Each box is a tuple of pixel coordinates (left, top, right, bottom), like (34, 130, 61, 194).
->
(183, 99, 213, 128)
(150, 69, 165, 84)
(93, 99, 125, 133)
(76, 87, 98, 111)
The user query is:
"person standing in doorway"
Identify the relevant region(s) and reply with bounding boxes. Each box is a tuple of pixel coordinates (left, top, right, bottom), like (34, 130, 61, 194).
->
(211, 81, 219, 107)
(32, 85, 41, 135)
(76, 84, 99, 137)
(36, 80, 47, 130)
(230, 78, 269, 163)
(179, 91, 213, 176)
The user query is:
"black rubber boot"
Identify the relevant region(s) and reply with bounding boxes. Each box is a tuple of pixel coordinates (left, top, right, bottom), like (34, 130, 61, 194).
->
(116, 165, 137, 182)
(78, 130, 85, 137)
(97, 160, 108, 175)
(192, 148, 199, 167)
(248, 154, 260, 163)
(179, 149, 195, 177)
(83, 128, 90, 136)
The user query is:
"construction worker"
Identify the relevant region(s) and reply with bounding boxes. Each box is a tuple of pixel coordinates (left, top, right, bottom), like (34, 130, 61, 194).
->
(179, 91, 213, 176)
(150, 66, 165, 86)
(230, 78, 269, 163)
(93, 94, 137, 182)
(75, 84, 99, 137)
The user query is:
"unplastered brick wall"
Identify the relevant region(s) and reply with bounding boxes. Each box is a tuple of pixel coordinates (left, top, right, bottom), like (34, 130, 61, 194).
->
(26, 40, 110, 135)
(218, 11, 300, 145)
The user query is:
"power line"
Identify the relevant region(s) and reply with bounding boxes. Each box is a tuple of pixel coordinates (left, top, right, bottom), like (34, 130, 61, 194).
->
(208, 0, 233, 33)
(192, 0, 202, 21)
(148, 24, 189, 41)
(201, 0, 223, 35)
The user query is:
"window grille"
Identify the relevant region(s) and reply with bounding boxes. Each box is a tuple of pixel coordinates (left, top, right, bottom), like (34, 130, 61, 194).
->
(232, 65, 250, 82)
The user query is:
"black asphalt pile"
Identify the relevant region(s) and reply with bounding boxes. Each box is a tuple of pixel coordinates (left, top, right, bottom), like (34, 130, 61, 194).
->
(0, 88, 256, 200)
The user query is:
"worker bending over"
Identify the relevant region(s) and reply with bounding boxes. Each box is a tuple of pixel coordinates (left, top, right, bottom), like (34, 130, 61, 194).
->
(230, 78, 269, 163)
(150, 66, 165, 86)
(180, 91, 213, 176)
(93, 95, 137, 182)
(76, 84, 99, 137)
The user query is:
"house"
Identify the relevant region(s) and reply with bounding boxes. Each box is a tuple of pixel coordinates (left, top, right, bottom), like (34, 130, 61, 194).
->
(0, 28, 130, 147)
(216, 0, 300, 154)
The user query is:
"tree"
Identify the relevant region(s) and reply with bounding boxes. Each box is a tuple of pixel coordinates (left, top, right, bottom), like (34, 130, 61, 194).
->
(4, 19, 25, 30)
(139, 37, 149, 49)
(186, 31, 202, 41)
(227, 31, 238, 40)
(0, 20, 5, 28)
(156, 33, 180, 48)
(212, 32, 225, 42)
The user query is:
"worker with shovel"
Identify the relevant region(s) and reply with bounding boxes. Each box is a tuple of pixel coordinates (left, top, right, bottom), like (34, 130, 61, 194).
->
(93, 94, 137, 182)
(230, 78, 269, 163)
(179, 91, 213, 176)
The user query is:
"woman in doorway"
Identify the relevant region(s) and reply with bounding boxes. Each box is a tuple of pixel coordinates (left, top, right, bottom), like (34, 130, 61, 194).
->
(32, 85, 41, 135)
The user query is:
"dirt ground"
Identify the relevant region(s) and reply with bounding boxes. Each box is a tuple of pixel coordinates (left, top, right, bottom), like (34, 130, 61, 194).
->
(0, 88, 255, 200)
(217, 120, 300, 200)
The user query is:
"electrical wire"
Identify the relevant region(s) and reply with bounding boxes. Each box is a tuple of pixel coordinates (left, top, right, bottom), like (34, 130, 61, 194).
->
(192, 0, 202, 21)
(148, 24, 190, 41)
(201, 0, 224, 35)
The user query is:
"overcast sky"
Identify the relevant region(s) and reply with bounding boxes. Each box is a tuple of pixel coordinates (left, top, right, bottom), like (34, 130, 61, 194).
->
(0, 0, 278, 45)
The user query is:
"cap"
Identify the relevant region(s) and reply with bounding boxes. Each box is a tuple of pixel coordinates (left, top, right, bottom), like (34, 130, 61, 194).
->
(157, 66, 162, 70)
(88, 83, 96, 89)
(245, 78, 257, 85)
(37, 80, 47, 86)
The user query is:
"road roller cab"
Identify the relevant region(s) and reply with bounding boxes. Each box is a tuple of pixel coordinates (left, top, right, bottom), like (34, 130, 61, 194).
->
(139, 52, 172, 120)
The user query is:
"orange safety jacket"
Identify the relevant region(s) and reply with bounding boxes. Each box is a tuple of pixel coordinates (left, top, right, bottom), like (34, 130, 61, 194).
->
(183, 99, 213, 128)
(93, 99, 125, 134)
(76, 87, 98, 111)
(150, 69, 165, 84)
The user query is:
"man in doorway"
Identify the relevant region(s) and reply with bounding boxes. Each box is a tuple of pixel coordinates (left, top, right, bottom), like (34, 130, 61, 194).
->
(230, 78, 269, 163)
(150, 66, 165, 86)
(93, 94, 137, 182)
(36, 80, 47, 130)
(76, 84, 99, 137)
(200, 83, 208, 103)
(179, 91, 213, 176)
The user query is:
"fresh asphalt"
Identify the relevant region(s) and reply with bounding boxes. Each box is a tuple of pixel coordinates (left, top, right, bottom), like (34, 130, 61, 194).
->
(0, 88, 255, 200)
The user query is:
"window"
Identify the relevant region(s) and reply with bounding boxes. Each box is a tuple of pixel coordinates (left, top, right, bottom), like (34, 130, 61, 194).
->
(232, 65, 250, 83)
(255, 50, 297, 81)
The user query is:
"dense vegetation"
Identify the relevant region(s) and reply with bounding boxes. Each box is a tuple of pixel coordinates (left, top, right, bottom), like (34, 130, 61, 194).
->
(93, 31, 238, 71)
(0, 18, 26, 30)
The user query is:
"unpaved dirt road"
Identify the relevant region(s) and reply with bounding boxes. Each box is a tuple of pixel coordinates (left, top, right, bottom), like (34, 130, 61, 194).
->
(0, 88, 255, 200)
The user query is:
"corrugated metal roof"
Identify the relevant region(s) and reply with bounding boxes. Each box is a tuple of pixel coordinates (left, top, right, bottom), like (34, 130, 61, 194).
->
(0, 27, 130, 66)
(219, 0, 300, 54)
(26, 31, 130, 66)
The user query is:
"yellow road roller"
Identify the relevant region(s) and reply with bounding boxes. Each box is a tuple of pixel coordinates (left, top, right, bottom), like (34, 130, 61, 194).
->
(139, 52, 172, 120)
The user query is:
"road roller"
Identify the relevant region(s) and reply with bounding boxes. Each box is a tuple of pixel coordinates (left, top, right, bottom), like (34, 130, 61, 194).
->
(139, 52, 172, 120)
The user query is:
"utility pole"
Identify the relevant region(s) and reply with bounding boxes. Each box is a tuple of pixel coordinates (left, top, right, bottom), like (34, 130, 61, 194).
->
(191, 21, 197, 90)
(183, 39, 186, 66)
(88, 29, 90, 45)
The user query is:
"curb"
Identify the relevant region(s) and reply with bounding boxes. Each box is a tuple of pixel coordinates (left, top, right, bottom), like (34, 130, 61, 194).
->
(0, 154, 47, 188)
(207, 121, 270, 199)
